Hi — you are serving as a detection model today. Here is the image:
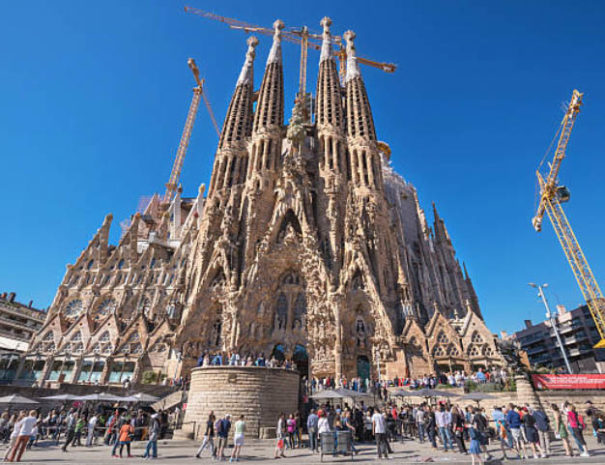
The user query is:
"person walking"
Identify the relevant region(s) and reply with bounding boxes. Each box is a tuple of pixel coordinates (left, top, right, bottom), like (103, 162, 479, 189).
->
(286, 414, 296, 450)
(216, 414, 231, 461)
(274, 413, 287, 459)
(142, 413, 160, 459)
(195, 412, 216, 458)
(467, 420, 484, 465)
(61, 412, 78, 453)
(229, 415, 245, 463)
(532, 406, 550, 457)
(372, 407, 389, 459)
(3, 412, 25, 462)
(73, 415, 85, 447)
(86, 414, 98, 447)
(435, 404, 454, 452)
(450, 405, 467, 454)
(117, 420, 134, 458)
(551, 404, 573, 456)
(306, 409, 319, 453)
(521, 407, 544, 459)
(567, 404, 590, 457)
(8, 409, 37, 462)
(416, 405, 426, 443)
(505, 404, 526, 460)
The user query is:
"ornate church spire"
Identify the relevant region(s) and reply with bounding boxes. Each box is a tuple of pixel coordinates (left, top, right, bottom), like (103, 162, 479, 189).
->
(247, 20, 285, 180)
(344, 30, 382, 191)
(252, 20, 284, 135)
(208, 36, 258, 197)
(316, 17, 344, 134)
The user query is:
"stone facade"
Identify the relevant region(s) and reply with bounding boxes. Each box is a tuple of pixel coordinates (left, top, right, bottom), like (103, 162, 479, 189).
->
(183, 367, 299, 438)
(21, 16, 502, 386)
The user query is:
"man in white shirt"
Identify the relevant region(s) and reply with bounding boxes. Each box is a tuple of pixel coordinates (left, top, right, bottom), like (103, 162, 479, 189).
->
(372, 409, 389, 459)
(9, 410, 38, 462)
(435, 405, 453, 451)
(86, 414, 98, 447)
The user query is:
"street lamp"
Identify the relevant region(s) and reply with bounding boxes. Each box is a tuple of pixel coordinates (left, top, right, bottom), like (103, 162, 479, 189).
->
(528, 283, 573, 374)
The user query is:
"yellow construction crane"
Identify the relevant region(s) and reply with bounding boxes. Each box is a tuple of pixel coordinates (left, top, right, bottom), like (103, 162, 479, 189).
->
(532, 90, 605, 348)
(163, 58, 220, 205)
(184, 6, 396, 98)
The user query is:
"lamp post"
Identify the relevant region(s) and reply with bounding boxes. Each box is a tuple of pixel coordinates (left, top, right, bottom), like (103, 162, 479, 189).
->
(529, 283, 573, 374)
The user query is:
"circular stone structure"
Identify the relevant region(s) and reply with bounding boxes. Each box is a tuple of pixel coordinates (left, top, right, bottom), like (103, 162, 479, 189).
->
(182, 366, 300, 438)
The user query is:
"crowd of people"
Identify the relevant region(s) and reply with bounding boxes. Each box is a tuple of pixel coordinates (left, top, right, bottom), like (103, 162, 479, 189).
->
(0, 404, 181, 462)
(196, 352, 298, 371)
(289, 398, 605, 463)
(309, 367, 509, 395)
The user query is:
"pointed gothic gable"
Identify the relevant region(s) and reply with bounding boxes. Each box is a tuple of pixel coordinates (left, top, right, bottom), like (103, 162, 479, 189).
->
(59, 312, 92, 350)
(116, 316, 149, 356)
(425, 311, 463, 355)
(70, 214, 113, 273)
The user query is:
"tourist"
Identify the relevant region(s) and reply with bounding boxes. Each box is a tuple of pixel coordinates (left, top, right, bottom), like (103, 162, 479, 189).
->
(3, 411, 25, 461)
(117, 419, 134, 458)
(195, 412, 216, 458)
(471, 407, 491, 461)
(425, 405, 437, 449)
(435, 404, 453, 452)
(550, 404, 572, 457)
(467, 419, 484, 465)
(532, 406, 551, 457)
(61, 411, 78, 452)
(505, 404, 525, 459)
(371, 407, 389, 459)
(567, 404, 590, 457)
(286, 413, 296, 449)
(492, 406, 510, 460)
(26, 420, 39, 449)
(229, 414, 245, 462)
(274, 413, 287, 458)
(216, 414, 231, 461)
(72, 414, 85, 447)
(8, 409, 37, 462)
(521, 407, 544, 459)
(450, 405, 467, 454)
(306, 409, 319, 453)
(86, 413, 98, 447)
(416, 403, 426, 443)
(143, 413, 160, 459)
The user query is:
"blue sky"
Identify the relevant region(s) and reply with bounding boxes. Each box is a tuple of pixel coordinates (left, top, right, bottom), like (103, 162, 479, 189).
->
(1, 1, 604, 335)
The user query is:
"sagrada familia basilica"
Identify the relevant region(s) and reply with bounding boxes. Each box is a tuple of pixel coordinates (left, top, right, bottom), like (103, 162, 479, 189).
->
(22, 18, 502, 385)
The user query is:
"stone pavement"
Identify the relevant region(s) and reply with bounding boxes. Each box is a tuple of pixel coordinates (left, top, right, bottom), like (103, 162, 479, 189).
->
(7, 436, 605, 464)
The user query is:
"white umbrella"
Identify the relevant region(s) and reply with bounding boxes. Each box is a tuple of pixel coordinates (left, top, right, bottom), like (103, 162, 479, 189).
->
(39, 394, 77, 400)
(0, 394, 39, 404)
(129, 392, 160, 402)
(310, 389, 344, 399)
(77, 392, 127, 402)
(458, 392, 498, 406)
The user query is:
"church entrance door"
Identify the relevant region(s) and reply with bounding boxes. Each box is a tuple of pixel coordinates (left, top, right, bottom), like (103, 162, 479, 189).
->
(357, 355, 370, 381)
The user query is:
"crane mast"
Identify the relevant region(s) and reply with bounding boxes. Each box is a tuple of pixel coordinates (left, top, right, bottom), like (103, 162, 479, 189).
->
(532, 90, 605, 349)
(163, 58, 219, 205)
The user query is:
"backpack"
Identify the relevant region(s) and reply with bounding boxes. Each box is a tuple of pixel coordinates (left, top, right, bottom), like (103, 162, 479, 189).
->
(215, 419, 223, 435)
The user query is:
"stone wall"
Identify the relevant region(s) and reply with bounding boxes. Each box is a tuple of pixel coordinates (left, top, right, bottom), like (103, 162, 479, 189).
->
(182, 366, 299, 438)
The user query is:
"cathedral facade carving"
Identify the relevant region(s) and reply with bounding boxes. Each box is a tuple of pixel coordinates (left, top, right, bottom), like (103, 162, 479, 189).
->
(21, 17, 501, 385)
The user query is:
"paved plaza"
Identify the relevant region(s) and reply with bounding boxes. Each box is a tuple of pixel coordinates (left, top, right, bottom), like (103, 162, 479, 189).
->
(8, 436, 605, 465)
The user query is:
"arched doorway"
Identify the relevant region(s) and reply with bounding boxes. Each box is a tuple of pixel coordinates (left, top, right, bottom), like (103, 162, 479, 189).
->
(293, 344, 308, 377)
(356, 355, 370, 381)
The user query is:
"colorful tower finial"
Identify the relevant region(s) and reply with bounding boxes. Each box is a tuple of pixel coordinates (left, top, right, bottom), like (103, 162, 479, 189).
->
(267, 19, 285, 65)
(343, 30, 360, 82)
(236, 36, 259, 86)
(320, 16, 333, 63)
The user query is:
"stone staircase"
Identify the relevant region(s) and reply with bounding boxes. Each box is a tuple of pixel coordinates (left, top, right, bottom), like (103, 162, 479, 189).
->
(152, 389, 187, 411)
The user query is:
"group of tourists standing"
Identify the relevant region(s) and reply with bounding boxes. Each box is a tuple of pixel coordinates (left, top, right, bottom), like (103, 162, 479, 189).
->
(194, 411, 246, 462)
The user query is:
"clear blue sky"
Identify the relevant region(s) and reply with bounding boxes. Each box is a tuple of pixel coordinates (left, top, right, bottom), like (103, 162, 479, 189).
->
(1, 1, 604, 335)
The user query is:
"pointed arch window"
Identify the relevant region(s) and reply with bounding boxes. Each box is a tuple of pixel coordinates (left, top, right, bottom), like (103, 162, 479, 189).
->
(436, 331, 449, 344)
